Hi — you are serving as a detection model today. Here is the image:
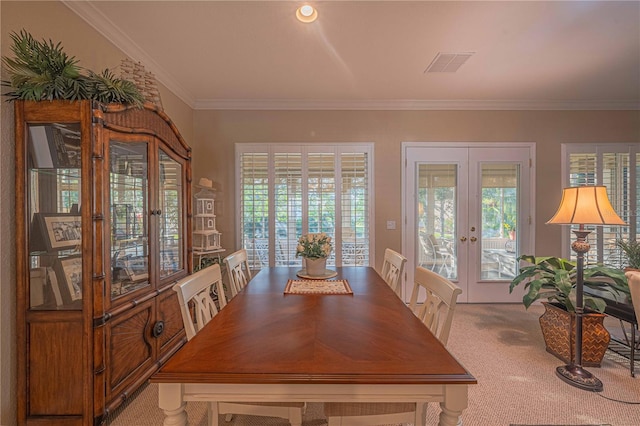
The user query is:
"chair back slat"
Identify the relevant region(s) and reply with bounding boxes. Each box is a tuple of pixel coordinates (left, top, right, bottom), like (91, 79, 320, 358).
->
(224, 249, 252, 303)
(173, 264, 224, 340)
(381, 248, 407, 298)
(408, 266, 462, 346)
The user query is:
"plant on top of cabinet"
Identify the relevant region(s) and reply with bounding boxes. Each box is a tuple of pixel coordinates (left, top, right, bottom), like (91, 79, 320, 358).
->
(2, 29, 144, 106)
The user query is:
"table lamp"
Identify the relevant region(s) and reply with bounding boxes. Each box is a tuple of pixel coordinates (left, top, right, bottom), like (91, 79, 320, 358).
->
(546, 185, 626, 392)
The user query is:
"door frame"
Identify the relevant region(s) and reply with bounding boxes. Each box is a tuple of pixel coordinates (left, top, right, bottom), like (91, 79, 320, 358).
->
(401, 142, 536, 303)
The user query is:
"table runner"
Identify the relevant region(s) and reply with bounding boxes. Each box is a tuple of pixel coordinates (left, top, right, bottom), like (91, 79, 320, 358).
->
(284, 279, 353, 295)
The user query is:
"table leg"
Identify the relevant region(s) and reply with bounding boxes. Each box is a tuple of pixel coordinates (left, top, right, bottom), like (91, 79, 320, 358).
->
(158, 383, 188, 426)
(439, 385, 467, 426)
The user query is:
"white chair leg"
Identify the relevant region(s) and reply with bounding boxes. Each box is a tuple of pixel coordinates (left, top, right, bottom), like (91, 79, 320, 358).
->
(208, 402, 220, 426)
(326, 417, 341, 426)
(290, 406, 303, 426)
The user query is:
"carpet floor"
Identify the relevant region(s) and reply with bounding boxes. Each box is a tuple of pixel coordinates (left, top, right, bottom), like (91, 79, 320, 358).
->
(108, 304, 640, 426)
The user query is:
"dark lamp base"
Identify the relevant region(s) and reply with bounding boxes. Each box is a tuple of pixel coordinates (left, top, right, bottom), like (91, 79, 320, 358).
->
(556, 364, 603, 392)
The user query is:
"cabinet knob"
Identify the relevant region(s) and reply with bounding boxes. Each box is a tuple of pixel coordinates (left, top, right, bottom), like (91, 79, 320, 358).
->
(152, 320, 165, 337)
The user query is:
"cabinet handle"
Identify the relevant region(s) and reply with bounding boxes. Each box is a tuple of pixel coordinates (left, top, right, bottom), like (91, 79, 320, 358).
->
(470, 236, 477, 242)
(150, 209, 162, 216)
(459, 236, 467, 242)
(152, 320, 165, 337)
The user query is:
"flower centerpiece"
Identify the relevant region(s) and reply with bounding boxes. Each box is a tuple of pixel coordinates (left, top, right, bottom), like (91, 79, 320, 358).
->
(296, 233, 332, 276)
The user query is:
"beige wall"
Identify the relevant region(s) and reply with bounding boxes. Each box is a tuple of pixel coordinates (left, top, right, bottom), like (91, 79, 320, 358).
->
(192, 109, 639, 268)
(0, 2, 193, 424)
(1, 1, 639, 425)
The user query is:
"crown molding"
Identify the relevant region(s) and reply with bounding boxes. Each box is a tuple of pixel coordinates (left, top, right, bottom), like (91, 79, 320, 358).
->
(193, 99, 640, 111)
(62, 1, 195, 108)
(63, 1, 639, 112)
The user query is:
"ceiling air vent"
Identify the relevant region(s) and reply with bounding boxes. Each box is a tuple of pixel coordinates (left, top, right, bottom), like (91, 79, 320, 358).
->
(425, 52, 474, 73)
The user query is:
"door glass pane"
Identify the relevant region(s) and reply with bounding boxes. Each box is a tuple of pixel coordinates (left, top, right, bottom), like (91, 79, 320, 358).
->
(110, 141, 149, 299)
(417, 164, 457, 279)
(159, 150, 184, 278)
(27, 123, 83, 310)
(480, 163, 519, 280)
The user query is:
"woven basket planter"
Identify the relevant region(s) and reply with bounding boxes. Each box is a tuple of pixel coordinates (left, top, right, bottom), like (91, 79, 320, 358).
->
(539, 302, 610, 367)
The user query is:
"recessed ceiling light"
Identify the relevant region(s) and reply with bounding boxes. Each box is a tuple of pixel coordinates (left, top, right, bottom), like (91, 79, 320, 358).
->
(296, 4, 318, 23)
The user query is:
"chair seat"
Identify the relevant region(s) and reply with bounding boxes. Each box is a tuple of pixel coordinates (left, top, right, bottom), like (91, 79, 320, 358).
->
(324, 402, 415, 416)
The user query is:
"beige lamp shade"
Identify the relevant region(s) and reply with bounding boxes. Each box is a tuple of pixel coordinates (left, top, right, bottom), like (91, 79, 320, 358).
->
(546, 186, 626, 226)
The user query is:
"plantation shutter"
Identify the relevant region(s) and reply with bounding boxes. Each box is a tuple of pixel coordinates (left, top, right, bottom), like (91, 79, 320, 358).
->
(237, 144, 373, 269)
(341, 152, 370, 266)
(565, 144, 638, 266)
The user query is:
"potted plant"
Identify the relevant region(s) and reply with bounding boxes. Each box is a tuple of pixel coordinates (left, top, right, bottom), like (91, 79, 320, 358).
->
(615, 238, 640, 271)
(510, 255, 629, 366)
(2, 30, 144, 105)
(296, 232, 332, 276)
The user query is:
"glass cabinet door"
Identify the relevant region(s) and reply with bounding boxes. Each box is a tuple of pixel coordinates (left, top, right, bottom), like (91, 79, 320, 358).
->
(158, 149, 184, 278)
(109, 141, 150, 299)
(27, 122, 83, 310)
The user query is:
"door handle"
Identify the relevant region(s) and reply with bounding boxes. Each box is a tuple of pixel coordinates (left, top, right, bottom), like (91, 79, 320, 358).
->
(460, 236, 467, 242)
(470, 236, 477, 242)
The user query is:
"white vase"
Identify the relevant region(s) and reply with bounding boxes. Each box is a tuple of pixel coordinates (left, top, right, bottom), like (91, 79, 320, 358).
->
(304, 257, 327, 276)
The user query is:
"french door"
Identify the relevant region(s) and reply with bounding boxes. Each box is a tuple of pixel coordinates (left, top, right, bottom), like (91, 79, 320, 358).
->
(402, 143, 534, 303)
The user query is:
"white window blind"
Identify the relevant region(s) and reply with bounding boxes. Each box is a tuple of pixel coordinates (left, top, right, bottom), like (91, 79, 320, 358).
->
(237, 144, 373, 269)
(564, 144, 638, 266)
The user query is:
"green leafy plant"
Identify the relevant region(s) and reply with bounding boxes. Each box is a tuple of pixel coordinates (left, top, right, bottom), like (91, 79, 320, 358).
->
(84, 69, 143, 106)
(615, 238, 640, 269)
(2, 30, 143, 106)
(2, 30, 85, 100)
(509, 255, 628, 313)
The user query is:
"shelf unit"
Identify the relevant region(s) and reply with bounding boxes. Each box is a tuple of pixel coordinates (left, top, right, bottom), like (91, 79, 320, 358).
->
(15, 100, 192, 425)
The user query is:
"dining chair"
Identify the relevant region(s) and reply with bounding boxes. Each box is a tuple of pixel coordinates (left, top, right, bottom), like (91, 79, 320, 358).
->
(324, 266, 462, 426)
(418, 232, 453, 277)
(380, 248, 407, 298)
(408, 266, 463, 346)
(222, 248, 252, 308)
(173, 264, 305, 426)
(626, 270, 640, 321)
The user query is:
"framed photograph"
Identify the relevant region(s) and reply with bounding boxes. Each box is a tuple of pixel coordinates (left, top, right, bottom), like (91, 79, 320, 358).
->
(55, 256, 83, 303)
(31, 213, 82, 252)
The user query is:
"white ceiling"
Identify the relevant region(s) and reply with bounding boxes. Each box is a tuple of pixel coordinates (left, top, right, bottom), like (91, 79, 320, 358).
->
(64, 1, 640, 110)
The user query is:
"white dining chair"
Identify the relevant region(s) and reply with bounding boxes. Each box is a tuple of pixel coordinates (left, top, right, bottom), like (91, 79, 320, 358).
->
(380, 248, 407, 298)
(222, 248, 252, 308)
(173, 264, 305, 426)
(626, 270, 640, 321)
(324, 266, 462, 426)
(408, 266, 463, 346)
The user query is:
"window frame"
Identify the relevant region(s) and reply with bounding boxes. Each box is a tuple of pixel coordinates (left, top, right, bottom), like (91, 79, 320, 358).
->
(561, 143, 638, 264)
(235, 143, 375, 268)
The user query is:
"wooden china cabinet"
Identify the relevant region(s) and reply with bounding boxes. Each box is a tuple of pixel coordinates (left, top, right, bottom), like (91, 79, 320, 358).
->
(15, 100, 192, 425)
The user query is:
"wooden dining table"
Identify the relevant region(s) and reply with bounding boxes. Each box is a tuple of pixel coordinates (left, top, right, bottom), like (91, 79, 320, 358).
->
(150, 266, 476, 426)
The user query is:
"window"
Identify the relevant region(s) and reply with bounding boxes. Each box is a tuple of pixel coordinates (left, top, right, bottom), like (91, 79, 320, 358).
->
(563, 143, 638, 266)
(236, 143, 373, 268)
